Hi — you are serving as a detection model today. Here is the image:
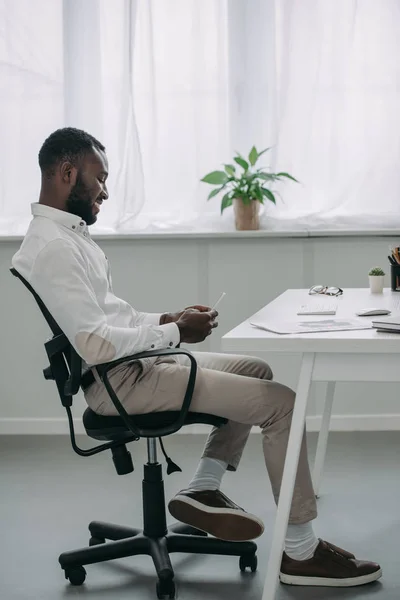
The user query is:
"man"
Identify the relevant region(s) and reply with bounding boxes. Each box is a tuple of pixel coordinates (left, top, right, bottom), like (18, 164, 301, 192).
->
(12, 128, 381, 588)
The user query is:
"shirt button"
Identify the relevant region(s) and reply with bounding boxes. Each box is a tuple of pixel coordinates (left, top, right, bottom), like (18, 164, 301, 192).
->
(169, 342, 173, 347)
(80, 221, 85, 226)
(151, 344, 155, 348)
(72, 225, 76, 229)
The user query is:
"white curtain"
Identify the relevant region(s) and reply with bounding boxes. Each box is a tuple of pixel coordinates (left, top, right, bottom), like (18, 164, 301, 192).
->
(265, 0, 400, 231)
(0, 0, 148, 234)
(122, 0, 231, 233)
(0, 0, 64, 235)
(1, 0, 400, 235)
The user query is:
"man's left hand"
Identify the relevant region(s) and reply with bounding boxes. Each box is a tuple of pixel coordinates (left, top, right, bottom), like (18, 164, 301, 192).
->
(185, 304, 212, 313)
(160, 305, 212, 325)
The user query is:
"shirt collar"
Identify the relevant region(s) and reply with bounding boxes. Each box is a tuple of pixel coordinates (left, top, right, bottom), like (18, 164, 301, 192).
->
(31, 203, 88, 234)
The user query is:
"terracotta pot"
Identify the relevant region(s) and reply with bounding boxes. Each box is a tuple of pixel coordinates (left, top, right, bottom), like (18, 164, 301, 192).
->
(233, 198, 260, 231)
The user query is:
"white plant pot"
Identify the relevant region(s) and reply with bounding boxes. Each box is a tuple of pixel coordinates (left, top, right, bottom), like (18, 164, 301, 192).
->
(369, 275, 384, 293)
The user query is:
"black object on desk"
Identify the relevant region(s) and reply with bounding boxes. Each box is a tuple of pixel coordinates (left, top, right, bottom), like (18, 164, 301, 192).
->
(391, 264, 400, 292)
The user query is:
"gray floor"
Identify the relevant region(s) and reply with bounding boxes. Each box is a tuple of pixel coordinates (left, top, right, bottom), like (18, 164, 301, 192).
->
(1, 432, 399, 600)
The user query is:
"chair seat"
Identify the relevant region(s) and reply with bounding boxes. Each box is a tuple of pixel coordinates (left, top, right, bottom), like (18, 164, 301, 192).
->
(83, 407, 228, 441)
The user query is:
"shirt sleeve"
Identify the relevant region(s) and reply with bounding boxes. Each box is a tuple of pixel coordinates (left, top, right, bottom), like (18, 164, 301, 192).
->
(138, 313, 164, 326)
(30, 239, 180, 365)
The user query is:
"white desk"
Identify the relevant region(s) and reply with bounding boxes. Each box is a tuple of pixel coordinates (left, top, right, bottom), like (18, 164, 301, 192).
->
(222, 288, 400, 600)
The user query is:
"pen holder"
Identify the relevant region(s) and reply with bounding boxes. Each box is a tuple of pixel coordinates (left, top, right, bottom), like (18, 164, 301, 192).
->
(391, 264, 400, 292)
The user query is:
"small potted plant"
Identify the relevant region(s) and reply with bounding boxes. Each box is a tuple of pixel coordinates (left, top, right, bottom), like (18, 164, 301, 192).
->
(201, 147, 298, 230)
(368, 267, 385, 293)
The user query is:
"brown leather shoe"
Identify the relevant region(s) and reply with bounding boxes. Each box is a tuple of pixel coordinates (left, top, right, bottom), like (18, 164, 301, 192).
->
(168, 489, 264, 542)
(280, 539, 382, 587)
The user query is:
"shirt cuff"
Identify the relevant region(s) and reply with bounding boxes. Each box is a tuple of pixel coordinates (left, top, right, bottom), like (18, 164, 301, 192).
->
(159, 322, 181, 347)
(141, 312, 163, 326)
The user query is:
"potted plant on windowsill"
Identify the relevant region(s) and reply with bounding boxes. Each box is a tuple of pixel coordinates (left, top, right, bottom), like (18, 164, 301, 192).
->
(368, 267, 385, 293)
(201, 146, 298, 230)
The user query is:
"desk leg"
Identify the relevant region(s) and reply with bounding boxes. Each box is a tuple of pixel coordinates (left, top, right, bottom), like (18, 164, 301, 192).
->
(312, 382, 335, 497)
(261, 352, 315, 600)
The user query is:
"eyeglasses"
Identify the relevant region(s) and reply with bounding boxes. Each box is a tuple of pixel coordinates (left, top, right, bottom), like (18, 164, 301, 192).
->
(309, 285, 343, 297)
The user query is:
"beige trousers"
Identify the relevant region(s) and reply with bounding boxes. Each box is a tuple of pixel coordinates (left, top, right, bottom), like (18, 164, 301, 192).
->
(85, 352, 317, 524)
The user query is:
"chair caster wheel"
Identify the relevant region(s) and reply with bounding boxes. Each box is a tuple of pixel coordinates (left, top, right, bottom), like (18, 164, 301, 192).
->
(239, 554, 258, 572)
(156, 578, 175, 599)
(89, 536, 105, 546)
(65, 566, 86, 585)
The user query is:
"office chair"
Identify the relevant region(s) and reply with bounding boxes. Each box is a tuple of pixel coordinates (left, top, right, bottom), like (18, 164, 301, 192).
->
(10, 268, 257, 599)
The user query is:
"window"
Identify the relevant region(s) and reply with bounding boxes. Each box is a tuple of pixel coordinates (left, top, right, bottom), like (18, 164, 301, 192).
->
(1, 0, 399, 235)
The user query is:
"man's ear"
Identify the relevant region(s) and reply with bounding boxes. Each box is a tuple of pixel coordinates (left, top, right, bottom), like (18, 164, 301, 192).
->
(60, 161, 78, 186)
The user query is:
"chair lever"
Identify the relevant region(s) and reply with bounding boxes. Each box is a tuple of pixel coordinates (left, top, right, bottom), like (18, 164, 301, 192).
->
(158, 438, 182, 475)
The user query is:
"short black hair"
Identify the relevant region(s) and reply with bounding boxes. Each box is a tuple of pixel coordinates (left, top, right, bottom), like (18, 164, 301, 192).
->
(38, 127, 105, 177)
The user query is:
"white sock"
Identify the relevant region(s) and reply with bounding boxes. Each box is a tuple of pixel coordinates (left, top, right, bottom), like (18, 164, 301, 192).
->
(285, 522, 319, 561)
(188, 457, 228, 491)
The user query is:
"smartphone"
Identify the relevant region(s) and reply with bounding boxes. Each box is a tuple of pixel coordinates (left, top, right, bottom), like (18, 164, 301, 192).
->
(211, 292, 226, 311)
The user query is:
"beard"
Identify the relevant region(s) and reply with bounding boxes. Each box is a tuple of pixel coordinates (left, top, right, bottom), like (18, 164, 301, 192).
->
(66, 173, 97, 226)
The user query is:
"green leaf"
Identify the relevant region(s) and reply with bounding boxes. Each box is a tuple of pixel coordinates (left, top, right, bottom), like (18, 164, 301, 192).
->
(207, 187, 222, 201)
(220, 193, 233, 214)
(234, 156, 249, 171)
(248, 146, 258, 166)
(261, 188, 276, 204)
(257, 172, 277, 181)
(201, 171, 228, 185)
(276, 172, 299, 183)
(257, 147, 272, 159)
(250, 185, 263, 201)
(224, 164, 236, 177)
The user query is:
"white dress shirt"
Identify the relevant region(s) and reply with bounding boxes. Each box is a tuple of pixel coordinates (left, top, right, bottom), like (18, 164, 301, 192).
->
(12, 204, 180, 367)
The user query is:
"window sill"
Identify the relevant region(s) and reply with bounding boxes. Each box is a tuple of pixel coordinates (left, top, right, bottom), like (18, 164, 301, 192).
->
(0, 227, 398, 243)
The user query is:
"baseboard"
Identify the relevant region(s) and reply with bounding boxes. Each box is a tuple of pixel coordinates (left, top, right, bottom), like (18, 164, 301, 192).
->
(1, 414, 400, 435)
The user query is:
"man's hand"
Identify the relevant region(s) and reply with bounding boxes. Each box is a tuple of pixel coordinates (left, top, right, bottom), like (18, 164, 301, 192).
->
(175, 309, 218, 344)
(185, 304, 212, 313)
(160, 305, 211, 325)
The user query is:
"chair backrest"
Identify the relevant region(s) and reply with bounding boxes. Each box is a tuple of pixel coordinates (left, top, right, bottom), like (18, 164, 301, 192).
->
(10, 268, 62, 336)
(10, 267, 131, 460)
(10, 268, 83, 405)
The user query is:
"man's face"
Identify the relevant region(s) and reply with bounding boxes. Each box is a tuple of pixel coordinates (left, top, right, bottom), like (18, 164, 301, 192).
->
(66, 149, 108, 226)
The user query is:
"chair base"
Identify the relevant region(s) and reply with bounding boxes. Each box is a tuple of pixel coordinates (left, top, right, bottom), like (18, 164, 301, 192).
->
(59, 521, 257, 598)
(58, 461, 258, 599)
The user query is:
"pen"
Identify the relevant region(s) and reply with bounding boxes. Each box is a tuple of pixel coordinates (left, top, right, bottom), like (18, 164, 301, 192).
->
(212, 292, 226, 311)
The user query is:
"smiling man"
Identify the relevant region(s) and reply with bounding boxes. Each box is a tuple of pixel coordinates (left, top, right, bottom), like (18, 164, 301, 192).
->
(39, 128, 108, 226)
(12, 128, 382, 589)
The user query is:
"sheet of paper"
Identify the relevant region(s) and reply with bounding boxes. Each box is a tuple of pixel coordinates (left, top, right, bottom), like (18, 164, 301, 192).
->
(250, 319, 373, 335)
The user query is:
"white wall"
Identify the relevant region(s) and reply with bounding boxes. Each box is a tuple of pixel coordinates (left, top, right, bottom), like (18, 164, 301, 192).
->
(1, 233, 399, 433)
